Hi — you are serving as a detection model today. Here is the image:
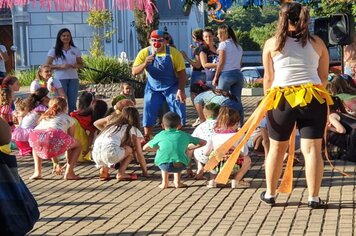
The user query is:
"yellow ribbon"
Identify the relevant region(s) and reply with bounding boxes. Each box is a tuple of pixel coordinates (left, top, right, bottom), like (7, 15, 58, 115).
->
(204, 83, 337, 192)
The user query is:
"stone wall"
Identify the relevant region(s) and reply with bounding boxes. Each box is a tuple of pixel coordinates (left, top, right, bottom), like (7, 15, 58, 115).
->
(86, 82, 145, 99)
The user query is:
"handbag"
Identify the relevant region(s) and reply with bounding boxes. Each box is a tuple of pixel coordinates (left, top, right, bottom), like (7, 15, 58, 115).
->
(0, 151, 40, 235)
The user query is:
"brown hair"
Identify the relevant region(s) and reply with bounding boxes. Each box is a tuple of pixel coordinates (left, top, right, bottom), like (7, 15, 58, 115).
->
(192, 28, 203, 42)
(40, 97, 67, 121)
(204, 103, 220, 119)
(36, 64, 51, 81)
(2, 75, 18, 88)
(275, 2, 314, 52)
(0, 87, 12, 106)
(101, 106, 140, 146)
(214, 106, 240, 132)
(24, 87, 49, 112)
(218, 24, 239, 46)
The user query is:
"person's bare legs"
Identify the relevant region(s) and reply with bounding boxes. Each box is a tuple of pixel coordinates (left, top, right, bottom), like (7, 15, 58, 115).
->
(173, 172, 186, 188)
(301, 138, 324, 198)
(185, 149, 194, 177)
(116, 146, 134, 180)
(194, 103, 206, 123)
(29, 151, 43, 180)
(195, 161, 205, 179)
(265, 139, 289, 196)
(233, 156, 251, 183)
(64, 140, 81, 180)
(159, 171, 169, 189)
(99, 166, 110, 180)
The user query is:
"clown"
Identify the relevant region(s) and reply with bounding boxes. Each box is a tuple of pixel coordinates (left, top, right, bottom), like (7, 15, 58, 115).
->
(132, 30, 187, 140)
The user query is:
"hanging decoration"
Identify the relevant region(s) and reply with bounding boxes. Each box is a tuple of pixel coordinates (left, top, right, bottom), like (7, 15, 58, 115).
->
(208, 0, 234, 22)
(0, 0, 157, 23)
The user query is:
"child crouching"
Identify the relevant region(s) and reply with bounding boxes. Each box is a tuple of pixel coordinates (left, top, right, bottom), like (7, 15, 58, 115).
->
(28, 97, 81, 180)
(92, 106, 147, 180)
(143, 112, 206, 189)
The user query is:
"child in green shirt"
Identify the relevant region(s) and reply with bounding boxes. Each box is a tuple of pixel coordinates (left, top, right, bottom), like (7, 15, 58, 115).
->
(143, 112, 206, 189)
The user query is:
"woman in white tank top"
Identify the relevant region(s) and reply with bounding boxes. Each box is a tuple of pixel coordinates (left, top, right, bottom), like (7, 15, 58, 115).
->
(260, 2, 330, 209)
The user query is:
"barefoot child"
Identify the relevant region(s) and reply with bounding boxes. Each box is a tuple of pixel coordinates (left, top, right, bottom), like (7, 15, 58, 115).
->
(143, 112, 206, 189)
(206, 106, 251, 188)
(12, 88, 50, 156)
(28, 97, 81, 180)
(92, 106, 148, 180)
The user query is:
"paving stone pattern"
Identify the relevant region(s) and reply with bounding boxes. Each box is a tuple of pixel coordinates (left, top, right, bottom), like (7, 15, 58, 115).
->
(16, 96, 356, 236)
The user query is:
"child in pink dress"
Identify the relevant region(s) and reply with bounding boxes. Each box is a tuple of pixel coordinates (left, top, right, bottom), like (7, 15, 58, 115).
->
(12, 88, 50, 156)
(29, 97, 81, 180)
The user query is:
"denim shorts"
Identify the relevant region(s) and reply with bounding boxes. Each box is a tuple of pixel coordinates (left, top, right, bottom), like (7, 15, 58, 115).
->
(217, 69, 244, 101)
(158, 162, 186, 173)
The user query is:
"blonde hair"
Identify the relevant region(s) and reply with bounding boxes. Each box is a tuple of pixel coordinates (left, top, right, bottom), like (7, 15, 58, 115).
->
(40, 97, 67, 121)
(214, 106, 240, 132)
(36, 64, 51, 81)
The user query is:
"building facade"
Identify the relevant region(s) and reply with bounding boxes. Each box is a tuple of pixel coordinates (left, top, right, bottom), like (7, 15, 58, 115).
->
(0, 1, 204, 72)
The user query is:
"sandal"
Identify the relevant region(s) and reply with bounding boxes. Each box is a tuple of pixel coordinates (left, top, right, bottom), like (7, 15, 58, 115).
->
(231, 179, 250, 189)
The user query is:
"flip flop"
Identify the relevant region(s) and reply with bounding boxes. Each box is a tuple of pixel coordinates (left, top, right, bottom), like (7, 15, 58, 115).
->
(117, 173, 138, 181)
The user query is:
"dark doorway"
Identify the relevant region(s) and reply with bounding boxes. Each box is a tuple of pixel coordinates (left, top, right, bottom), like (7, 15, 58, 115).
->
(0, 8, 14, 73)
(0, 25, 14, 73)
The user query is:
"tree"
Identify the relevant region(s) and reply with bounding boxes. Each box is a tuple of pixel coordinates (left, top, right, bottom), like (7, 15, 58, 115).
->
(87, 10, 114, 57)
(134, 0, 160, 49)
(250, 22, 277, 49)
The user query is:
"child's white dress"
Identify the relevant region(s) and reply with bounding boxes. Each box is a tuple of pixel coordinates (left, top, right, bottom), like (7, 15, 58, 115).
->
(92, 125, 143, 168)
(191, 119, 216, 164)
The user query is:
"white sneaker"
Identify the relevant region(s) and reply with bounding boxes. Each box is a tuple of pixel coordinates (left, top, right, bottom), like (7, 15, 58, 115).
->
(207, 179, 216, 188)
(192, 118, 201, 127)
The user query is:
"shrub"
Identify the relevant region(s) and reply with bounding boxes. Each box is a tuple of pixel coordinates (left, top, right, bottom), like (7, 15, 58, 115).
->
(80, 55, 146, 98)
(80, 55, 135, 84)
(10, 68, 37, 86)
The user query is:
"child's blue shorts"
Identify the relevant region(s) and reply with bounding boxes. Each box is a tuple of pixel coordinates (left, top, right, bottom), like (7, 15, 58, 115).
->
(158, 162, 186, 173)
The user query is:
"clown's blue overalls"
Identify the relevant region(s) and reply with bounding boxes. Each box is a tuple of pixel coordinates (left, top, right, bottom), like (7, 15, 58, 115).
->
(143, 46, 186, 127)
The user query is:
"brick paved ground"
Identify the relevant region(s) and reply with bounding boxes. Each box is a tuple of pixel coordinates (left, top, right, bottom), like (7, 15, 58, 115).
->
(13, 94, 356, 236)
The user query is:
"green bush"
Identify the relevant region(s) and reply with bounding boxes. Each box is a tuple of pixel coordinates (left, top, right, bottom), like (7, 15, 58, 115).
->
(80, 55, 135, 84)
(250, 22, 277, 49)
(11, 68, 37, 86)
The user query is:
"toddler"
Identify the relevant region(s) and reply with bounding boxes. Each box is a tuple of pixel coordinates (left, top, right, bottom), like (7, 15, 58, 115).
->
(119, 82, 136, 105)
(29, 97, 81, 180)
(189, 102, 220, 179)
(92, 106, 148, 180)
(206, 106, 251, 188)
(143, 112, 206, 189)
(12, 88, 50, 156)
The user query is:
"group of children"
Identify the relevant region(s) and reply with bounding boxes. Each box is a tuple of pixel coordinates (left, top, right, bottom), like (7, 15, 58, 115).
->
(0, 64, 256, 189)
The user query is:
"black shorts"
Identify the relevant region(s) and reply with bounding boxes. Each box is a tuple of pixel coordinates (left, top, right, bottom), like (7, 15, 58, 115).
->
(267, 96, 327, 141)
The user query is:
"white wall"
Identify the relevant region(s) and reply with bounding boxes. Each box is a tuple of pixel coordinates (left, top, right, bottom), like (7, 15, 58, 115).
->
(27, 4, 92, 66)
